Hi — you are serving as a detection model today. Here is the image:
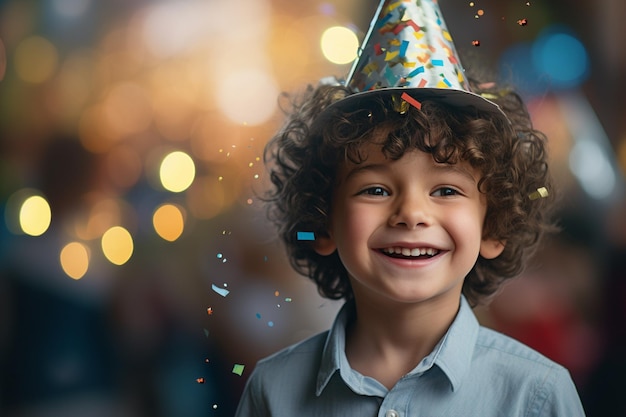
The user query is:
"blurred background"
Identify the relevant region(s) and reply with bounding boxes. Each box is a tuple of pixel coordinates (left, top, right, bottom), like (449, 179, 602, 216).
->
(0, 0, 624, 416)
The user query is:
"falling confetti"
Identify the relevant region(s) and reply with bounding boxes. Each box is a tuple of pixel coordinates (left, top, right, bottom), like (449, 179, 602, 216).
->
(285, 297, 292, 302)
(472, 40, 481, 47)
(232, 364, 245, 376)
(528, 187, 549, 200)
(196, 377, 205, 384)
(213, 404, 218, 410)
(256, 313, 262, 319)
(207, 307, 213, 315)
(268, 321, 274, 327)
(211, 284, 230, 297)
(203, 328, 210, 337)
(517, 18, 528, 26)
(296, 231, 315, 241)
(401, 92, 422, 110)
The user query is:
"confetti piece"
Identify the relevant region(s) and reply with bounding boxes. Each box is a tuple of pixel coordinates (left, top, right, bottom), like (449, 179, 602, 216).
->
(213, 404, 218, 410)
(256, 313, 261, 319)
(528, 187, 549, 200)
(517, 18, 528, 26)
(472, 40, 481, 47)
(400, 92, 422, 110)
(211, 284, 230, 297)
(297, 231, 315, 241)
(205, 358, 210, 363)
(207, 307, 213, 315)
(196, 377, 205, 384)
(268, 321, 274, 327)
(274, 290, 280, 296)
(232, 364, 245, 376)
(204, 328, 210, 337)
(285, 297, 292, 302)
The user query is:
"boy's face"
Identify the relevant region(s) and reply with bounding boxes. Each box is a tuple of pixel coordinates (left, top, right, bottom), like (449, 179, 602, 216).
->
(314, 143, 504, 308)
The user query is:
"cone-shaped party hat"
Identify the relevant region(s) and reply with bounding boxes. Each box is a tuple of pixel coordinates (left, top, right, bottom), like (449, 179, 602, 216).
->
(334, 0, 503, 115)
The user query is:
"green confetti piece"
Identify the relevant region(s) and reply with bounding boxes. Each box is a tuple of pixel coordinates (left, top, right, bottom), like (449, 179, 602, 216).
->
(232, 364, 245, 376)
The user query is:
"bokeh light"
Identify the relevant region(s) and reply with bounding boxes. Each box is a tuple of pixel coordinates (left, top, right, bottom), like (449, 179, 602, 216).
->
(19, 195, 52, 236)
(159, 151, 196, 192)
(215, 68, 279, 126)
(101, 226, 134, 265)
(569, 139, 616, 200)
(532, 26, 589, 89)
(60, 241, 90, 280)
(320, 26, 359, 65)
(51, 0, 92, 18)
(0, 38, 6, 82)
(14, 35, 59, 84)
(153, 203, 185, 241)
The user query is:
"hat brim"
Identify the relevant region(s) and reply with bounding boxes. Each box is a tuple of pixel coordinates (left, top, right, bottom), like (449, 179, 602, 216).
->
(328, 87, 506, 118)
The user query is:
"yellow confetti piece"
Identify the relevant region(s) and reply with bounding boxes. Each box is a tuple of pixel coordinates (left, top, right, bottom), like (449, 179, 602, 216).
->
(442, 30, 452, 42)
(386, 1, 402, 12)
(363, 62, 379, 75)
(385, 50, 400, 61)
(528, 187, 549, 200)
(480, 93, 500, 100)
(392, 94, 410, 114)
(413, 32, 424, 40)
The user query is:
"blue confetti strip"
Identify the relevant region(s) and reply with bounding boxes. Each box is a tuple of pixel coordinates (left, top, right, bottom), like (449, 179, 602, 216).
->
(297, 231, 315, 241)
(408, 66, 425, 78)
(211, 284, 230, 297)
(399, 40, 409, 57)
(431, 59, 444, 67)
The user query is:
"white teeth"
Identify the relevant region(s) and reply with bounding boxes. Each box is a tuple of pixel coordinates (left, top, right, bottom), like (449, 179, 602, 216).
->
(383, 247, 439, 257)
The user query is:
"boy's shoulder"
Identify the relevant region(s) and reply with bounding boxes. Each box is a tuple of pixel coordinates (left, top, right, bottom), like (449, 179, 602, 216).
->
(255, 330, 329, 372)
(474, 324, 568, 379)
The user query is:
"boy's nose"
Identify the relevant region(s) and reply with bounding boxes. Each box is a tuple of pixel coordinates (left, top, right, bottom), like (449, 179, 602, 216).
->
(388, 193, 433, 229)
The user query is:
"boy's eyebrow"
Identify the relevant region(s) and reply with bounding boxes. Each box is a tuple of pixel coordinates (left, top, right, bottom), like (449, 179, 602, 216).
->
(343, 161, 477, 184)
(432, 164, 477, 184)
(343, 162, 388, 180)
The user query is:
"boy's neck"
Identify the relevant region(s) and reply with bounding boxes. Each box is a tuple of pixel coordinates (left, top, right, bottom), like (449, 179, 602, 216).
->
(344, 294, 461, 390)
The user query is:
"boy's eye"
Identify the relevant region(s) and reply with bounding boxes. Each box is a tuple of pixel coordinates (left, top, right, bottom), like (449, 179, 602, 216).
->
(360, 186, 389, 196)
(432, 187, 459, 197)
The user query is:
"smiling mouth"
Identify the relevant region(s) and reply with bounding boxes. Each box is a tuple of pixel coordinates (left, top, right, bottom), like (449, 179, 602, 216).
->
(380, 247, 441, 259)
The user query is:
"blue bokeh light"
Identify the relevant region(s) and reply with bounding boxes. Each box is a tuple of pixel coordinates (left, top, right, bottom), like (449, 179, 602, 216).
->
(532, 26, 590, 89)
(499, 25, 590, 94)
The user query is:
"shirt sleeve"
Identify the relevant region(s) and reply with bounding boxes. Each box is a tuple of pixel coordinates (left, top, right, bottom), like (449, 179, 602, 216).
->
(537, 367, 586, 417)
(234, 366, 269, 417)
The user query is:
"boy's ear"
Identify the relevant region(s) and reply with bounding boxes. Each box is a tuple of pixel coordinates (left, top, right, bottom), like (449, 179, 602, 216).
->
(479, 238, 505, 259)
(313, 234, 336, 256)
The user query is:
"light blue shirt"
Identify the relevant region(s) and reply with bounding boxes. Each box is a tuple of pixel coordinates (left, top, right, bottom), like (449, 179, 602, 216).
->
(235, 296, 585, 416)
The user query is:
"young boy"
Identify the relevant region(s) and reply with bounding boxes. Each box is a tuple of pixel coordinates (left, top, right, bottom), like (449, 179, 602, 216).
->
(235, 1, 585, 415)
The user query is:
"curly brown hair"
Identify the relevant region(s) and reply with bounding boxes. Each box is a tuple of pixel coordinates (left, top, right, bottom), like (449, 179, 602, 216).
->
(263, 81, 555, 306)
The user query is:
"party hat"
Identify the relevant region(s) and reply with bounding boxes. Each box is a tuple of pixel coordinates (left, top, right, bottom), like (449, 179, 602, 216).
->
(334, 0, 503, 115)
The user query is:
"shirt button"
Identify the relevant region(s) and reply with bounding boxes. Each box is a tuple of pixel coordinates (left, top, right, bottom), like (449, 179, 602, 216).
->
(385, 410, 399, 417)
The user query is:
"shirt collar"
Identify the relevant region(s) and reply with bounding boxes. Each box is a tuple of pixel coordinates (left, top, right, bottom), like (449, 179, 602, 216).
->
(315, 296, 479, 395)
